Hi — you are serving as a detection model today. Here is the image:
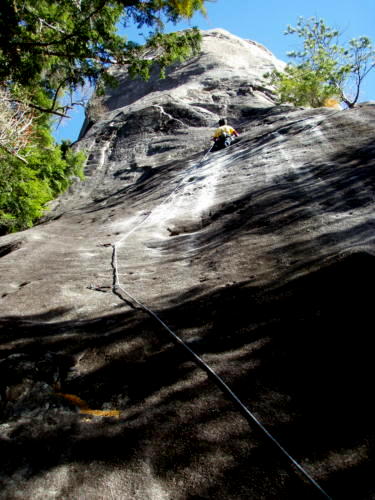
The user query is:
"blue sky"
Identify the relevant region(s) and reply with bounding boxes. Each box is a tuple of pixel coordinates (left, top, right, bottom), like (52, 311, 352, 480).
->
(53, 0, 375, 143)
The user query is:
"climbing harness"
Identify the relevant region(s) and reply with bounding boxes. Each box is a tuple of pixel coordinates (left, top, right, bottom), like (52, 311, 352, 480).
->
(108, 144, 333, 499)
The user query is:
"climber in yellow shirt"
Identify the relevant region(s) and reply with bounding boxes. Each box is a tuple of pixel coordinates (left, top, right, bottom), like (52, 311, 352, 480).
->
(211, 118, 239, 151)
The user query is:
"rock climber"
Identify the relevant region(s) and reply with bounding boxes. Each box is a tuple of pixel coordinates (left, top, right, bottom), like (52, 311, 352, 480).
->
(211, 118, 239, 151)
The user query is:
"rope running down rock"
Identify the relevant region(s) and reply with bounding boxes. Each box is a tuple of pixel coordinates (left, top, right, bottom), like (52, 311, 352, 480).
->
(109, 141, 333, 499)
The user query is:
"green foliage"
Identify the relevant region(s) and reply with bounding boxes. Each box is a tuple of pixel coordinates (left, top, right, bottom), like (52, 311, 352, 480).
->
(0, 0, 207, 115)
(127, 29, 202, 80)
(0, 86, 85, 234)
(266, 65, 339, 108)
(0, 164, 52, 232)
(265, 17, 375, 108)
(0, 109, 85, 234)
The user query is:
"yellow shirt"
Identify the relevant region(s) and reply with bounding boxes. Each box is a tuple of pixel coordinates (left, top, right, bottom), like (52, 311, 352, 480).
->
(213, 125, 237, 138)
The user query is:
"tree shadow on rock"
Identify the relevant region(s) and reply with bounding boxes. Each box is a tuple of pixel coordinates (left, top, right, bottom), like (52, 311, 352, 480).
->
(1, 250, 375, 499)
(160, 249, 375, 499)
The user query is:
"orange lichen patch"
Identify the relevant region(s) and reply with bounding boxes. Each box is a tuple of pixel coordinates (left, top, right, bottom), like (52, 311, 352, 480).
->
(80, 409, 121, 417)
(323, 97, 342, 109)
(56, 393, 120, 418)
(57, 393, 89, 408)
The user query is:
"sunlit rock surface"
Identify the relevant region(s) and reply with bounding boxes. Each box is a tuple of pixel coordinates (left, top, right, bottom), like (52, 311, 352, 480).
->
(1, 29, 375, 499)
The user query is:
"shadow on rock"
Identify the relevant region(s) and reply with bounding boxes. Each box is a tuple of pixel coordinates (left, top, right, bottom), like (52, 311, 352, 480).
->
(1, 250, 374, 498)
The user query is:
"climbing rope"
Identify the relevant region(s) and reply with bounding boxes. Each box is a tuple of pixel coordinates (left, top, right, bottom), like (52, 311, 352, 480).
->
(114, 144, 213, 249)
(109, 142, 333, 499)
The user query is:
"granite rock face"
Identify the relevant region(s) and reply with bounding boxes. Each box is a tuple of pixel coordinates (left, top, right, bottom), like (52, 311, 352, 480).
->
(1, 29, 375, 499)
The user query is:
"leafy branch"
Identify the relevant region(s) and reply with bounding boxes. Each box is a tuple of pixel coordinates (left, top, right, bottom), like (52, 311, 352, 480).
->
(265, 17, 375, 108)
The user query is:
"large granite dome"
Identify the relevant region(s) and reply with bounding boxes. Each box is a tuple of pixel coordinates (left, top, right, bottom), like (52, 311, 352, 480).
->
(1, 28, 374, 500)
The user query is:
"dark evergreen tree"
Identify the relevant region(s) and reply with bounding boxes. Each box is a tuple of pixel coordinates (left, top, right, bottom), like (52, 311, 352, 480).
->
(0, 0, 209, 233)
